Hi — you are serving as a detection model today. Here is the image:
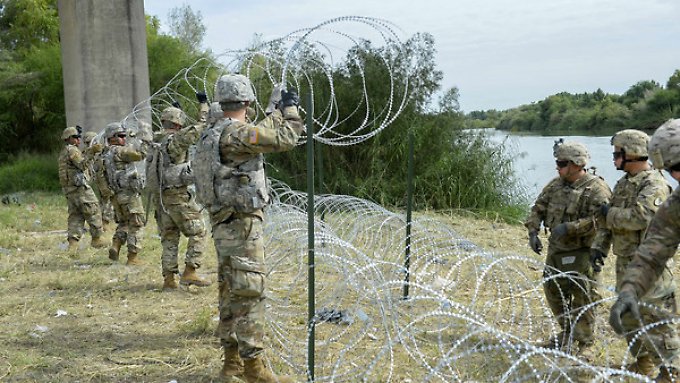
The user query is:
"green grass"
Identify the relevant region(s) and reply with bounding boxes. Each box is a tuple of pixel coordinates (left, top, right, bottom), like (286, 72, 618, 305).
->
(0, 152, 60, 194)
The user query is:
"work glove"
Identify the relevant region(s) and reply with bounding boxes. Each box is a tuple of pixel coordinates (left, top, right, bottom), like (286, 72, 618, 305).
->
(590, 248, 606, 273)
(609, 287, 641, 335)
(599, 203, 610, 218)
(195, 92, 208, 104)
(265, 83, 284, 115)
(171, 100, 181, 109)
(279, 88, 299, 108)
(528, 231, 543, 255)
(90, 143, 104, 154)
(76, 125, 84, 135)
(551, 223, 570, 240)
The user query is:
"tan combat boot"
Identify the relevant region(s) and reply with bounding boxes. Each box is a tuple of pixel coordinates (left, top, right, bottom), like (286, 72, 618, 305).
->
(91, 235, 107, 249)
(67, 238, 79, 252)
(655, 366, 680, 382)
(108, 238, 122, 261)
(126, 251, 143, 266)
(242, 355, 295, 383)
(180, 265, 211, 287)
(163, 274, 178, 291)
(623, 355, 656, 377)
(220, 346, 245, 382)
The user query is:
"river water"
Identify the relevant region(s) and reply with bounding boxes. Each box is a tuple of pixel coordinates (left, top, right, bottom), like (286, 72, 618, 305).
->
(484, 129, 676, 201)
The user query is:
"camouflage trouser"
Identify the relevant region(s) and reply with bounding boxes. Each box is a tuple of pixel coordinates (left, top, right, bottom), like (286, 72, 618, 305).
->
(543, 247, 595, 344)
(156, 193, 206, 277)
(65, 187, 103, 241)
(111, 191, 144, 254)
(100, 195, 115, 225)
(213, 213, 266, 359)
(621, 293, 680, 369)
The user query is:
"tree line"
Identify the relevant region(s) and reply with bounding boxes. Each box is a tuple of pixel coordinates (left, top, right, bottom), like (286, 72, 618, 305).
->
(466, 71, 680, 134)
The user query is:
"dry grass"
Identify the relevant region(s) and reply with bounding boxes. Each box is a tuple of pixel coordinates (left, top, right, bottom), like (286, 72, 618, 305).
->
(0, 194, 673, 382)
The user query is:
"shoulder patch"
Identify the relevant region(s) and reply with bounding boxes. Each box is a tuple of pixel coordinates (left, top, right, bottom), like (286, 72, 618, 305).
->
(248, 129, 258, 144)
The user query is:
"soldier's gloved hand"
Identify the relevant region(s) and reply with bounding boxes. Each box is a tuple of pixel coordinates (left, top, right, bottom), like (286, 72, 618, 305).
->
(528, 231, 543, 255)
(551, 223, 570, 240)
(171, 100, 181, 109)
(76, 125, 84, 135)
(599, 203, 610, 218)
(91, 143, 104, 153)
(195, 92, 208, 104)
(265, 83, 284, 115)
(280, 89, 299, 108)
(590, 248, 606, 272)
(609, 287, 640, 335)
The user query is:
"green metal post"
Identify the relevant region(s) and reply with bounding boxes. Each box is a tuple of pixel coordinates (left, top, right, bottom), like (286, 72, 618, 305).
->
(403, 129, 414, 299)
(306, 93, 316, 382)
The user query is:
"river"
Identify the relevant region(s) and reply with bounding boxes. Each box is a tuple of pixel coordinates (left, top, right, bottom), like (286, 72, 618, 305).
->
(484, 129, 676, 201)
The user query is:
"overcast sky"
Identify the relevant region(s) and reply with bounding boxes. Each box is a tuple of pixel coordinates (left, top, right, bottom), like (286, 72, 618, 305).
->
(144, 0, 680, 112)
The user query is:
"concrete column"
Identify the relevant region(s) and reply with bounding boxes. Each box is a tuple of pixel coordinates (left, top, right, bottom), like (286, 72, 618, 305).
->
(57, 0, 150, 133)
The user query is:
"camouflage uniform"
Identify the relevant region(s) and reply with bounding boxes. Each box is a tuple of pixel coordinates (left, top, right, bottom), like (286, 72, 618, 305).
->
(82, 132, 115, 227)
(621, 187, 680, 371)
(194, 75, 304, 373)
(102, 124, 147, 261)
(612, 120, 680, 378)
(594, 169, 672, 351)
(525, 142, 611, 348)
(150, 104, 209, 283)
(58, 127, 104, 245)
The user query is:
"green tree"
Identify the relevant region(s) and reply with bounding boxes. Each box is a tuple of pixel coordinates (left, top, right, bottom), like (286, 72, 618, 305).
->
(167, 4, 206, 52)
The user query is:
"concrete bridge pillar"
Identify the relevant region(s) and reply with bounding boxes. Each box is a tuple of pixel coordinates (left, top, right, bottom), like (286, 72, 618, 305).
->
(57, 0, 150, 133)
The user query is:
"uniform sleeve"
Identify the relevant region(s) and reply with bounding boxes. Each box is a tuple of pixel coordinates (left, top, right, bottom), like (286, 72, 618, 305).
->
(607, 177, 670, 231)
(68, 146, 86, 170)
(119, 146, 145, 162)
(167, 123, 205, 158)
(524, 182, 552, 232)
(621, 190, 680, 297)
(221, 107, 304, 156)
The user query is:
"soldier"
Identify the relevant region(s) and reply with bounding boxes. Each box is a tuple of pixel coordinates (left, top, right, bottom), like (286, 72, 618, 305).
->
(102, 122, 147, 265)
(591, 129, 672, 376)
(82, 131, 115, 230)
(193, 75, 303, 383)
(525, 140, 611, 358)
(58, 126, 107, 251)
(610, 119, 680, 382)
(149, 93, 211, 290)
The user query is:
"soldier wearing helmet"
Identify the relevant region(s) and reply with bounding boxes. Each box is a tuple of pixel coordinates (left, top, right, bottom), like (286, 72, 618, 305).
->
(524, 139, 611, 359)
(101, 122, 147, 266)
(611, 119, 680, 382)
(192, 74, 302, 382)
(590, 129, 672, 376)
(58, 126, 107, 251)
(81, 131, 115, 230)
(148, 92, 211, 290)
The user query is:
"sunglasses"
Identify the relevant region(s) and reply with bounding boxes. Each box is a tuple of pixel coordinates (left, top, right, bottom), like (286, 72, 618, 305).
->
(612, 151, 624, 160)
(115, 134, 127, 138)
(667, 163, 680, 173)
(71, 135, 81, 139)
(556, 160, 570, 168)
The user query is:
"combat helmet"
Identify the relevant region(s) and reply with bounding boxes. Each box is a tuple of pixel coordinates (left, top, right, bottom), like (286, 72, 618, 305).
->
(611, 129, 650, 157)
(649, 118, 680, 170)
(160, 106, 186, 127)
(553, 140, 590, 167)
(83, 131, 98, 146)
(61, 126, 80, 140)
(105, 122, 126, 139)
(214, 74, 255, 103)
